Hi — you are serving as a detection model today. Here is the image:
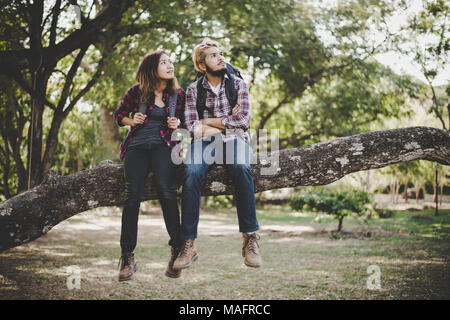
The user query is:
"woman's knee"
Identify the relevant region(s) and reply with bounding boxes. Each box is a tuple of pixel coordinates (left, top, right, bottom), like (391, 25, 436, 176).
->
(124, 184, 143, 206)
(155, 183, 177, 201)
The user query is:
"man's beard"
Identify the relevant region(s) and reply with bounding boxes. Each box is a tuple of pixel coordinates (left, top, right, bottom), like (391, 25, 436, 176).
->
(206, 64, 226, 77)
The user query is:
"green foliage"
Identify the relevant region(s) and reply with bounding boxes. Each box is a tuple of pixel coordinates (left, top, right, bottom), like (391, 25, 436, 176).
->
(376, 208, 395, 219)
(291, 187, 375, 231)
(0, 0, 445, 199)
(207, 195, 234, 209)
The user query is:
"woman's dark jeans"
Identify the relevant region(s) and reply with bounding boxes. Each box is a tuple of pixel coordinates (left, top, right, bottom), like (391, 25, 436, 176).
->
(120, 144, 182, 254)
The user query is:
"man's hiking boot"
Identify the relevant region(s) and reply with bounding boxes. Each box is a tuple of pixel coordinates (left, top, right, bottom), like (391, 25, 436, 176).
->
(173, 239, 198, 270)
(242, 233, 262, 268)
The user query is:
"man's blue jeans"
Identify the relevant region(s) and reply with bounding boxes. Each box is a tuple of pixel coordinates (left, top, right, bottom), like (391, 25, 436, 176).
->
(181, 136, 259, 239)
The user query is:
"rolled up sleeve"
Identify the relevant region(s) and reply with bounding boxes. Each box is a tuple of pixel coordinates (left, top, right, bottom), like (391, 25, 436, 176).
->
(184, 85, 203, 138)
(114, 86, 138, 127)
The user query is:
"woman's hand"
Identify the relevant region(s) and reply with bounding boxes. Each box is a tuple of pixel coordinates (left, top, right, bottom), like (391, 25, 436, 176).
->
(167, 117, 180, 130)
(232, 104, 240, 115)
(121, 112, 146, 127)
(132, 112, 146, 126)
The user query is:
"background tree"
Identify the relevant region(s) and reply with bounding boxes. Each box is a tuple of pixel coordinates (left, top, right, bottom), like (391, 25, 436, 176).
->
(398, 0, 450, 129)
(0, 0, 448, 203)
(291, 187, 375, 232)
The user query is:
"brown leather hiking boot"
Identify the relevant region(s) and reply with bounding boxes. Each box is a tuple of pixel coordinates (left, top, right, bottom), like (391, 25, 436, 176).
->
(242, 233, 262, 268)
(118, 252, 138, 282)
(173, 239, 198, 270)
(165, 247, 182, 278)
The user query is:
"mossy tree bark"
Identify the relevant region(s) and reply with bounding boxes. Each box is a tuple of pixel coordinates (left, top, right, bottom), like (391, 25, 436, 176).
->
(0, 126, 449, 252)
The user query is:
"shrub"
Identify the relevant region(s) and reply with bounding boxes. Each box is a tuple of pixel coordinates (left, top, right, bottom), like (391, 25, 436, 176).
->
(376, 208, 395, 219)
(291, 188, 375, 232)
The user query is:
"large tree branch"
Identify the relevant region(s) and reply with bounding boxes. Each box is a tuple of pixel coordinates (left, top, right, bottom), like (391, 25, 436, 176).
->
(49, 0, 62, 48)
(0, 126, 448, 252)
(56, 45, 89, 111)
(52, 0, 134, 61)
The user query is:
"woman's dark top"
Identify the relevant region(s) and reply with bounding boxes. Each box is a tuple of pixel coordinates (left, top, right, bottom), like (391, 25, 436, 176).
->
(127, 105, 166, 149)
(113, 85, 185, 161)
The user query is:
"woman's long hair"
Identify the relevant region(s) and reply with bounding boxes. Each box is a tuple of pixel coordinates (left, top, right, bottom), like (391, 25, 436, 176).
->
(135, 50, 179, 103)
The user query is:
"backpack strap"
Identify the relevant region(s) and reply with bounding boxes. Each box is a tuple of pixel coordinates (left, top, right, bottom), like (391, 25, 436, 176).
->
(169, 91, 178, 118)
(224, 71, 238, 110)
(195, 70, 239, 120)
(129, 95, 147, 132)
(138, 98, 147, 114)
(196, 75, 207, 119)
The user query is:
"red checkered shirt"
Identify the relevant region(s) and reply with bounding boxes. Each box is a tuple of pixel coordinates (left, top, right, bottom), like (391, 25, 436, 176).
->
(113, 84, 185, 160)
(184, 74, 251, 142)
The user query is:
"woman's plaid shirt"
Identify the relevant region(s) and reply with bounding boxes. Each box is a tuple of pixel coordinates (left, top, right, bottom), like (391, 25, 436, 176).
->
(113, 84, 185, 160)
(184, 74, 251, 142)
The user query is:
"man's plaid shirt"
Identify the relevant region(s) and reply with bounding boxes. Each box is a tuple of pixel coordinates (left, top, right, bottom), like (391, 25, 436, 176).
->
(184, 74, 251, 142)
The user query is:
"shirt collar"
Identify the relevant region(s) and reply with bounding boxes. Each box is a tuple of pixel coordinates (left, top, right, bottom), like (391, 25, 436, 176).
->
(201, 73, 229, 90)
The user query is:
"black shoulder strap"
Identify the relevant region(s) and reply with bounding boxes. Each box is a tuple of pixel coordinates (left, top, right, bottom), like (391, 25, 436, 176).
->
(196, 72, 239, 119)
(138, 87, 147, 114)
(169, 91, 178, 118)
(225, 71, 238, 110)
(196, 75, 207, 119)
(138, 98, 147, 114)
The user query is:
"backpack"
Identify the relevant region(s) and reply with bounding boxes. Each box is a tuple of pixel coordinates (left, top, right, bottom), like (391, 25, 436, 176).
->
(138, 91, 178, 117)
(195, 63, 243, 120)
(129, 90, 178, 133)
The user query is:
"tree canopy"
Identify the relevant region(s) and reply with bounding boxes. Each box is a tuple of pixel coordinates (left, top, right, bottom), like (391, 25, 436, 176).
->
(0, 0, 449, 200)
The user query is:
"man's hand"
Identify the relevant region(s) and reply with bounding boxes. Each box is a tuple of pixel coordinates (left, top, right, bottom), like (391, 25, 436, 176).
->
(201, 123, 223, 137)
(199, 104, 240, 129)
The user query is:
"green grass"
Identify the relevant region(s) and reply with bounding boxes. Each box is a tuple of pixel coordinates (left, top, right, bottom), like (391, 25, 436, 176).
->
(0, 206, 448, 299)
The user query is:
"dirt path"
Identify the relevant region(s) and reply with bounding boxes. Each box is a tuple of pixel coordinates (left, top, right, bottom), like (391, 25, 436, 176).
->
(1, 207, 449, 299)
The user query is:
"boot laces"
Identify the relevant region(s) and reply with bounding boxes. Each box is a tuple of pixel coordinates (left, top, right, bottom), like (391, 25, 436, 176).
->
(244, 234, 260, 255)
(181, 240, 193, 256)
(170, 247, 181, 262)
(117, 253, 132, 270)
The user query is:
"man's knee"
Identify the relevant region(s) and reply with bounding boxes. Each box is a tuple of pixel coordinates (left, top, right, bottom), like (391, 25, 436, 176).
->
(184, 164, 206, 184)
(228, 163, 252, 176)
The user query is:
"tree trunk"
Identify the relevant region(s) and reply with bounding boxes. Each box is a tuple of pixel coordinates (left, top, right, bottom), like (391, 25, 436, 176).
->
(390, 181, 395, 203)
(415, 183, 420, 204)
(337, 216, 344, 232)
(433, 182, 437, 203)
(394, 178, 400, 204)
(403, 178, 409, 203)
(98, 106, 121, 162)
(27, 1, 46, 189)
(0, 126, 449, 252)
(42, 111, 66, 176)
(27, 86, 45, 188)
